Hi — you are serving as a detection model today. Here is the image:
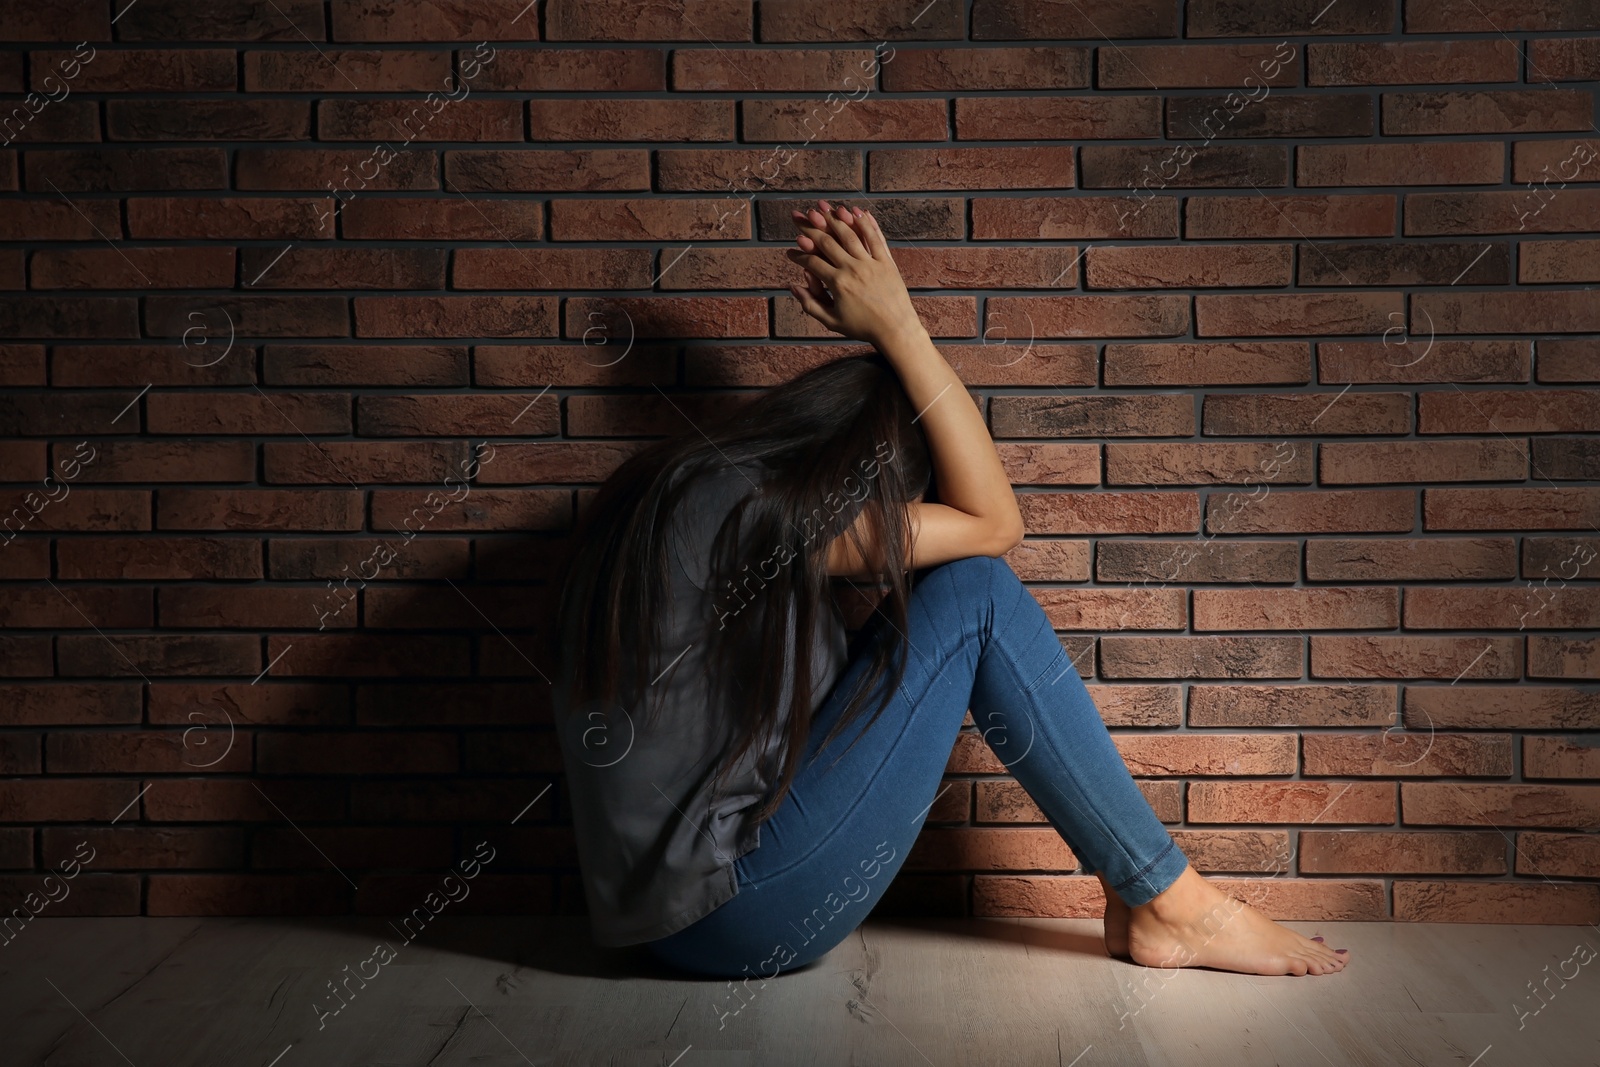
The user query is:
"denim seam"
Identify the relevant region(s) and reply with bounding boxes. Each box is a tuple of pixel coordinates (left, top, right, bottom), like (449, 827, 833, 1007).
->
(1110, 836, 1176, 894)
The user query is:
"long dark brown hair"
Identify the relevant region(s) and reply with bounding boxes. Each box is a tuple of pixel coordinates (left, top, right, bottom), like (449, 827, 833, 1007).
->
(555, 351, 933, 824)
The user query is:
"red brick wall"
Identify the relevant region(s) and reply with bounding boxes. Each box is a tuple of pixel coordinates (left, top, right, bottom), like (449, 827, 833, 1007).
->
(1, 0, 1597, 926)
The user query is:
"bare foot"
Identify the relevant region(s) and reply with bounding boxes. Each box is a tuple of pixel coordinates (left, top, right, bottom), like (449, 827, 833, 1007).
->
(1123, 864, 1349, 977)
(1095, 871, 1131, 960)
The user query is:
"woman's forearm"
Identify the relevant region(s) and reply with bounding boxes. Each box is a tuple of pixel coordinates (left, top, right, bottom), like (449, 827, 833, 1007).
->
(875, 321, 1023, 540)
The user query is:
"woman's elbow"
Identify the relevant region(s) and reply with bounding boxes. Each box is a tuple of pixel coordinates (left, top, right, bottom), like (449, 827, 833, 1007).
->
(985, 517, 1025, 557)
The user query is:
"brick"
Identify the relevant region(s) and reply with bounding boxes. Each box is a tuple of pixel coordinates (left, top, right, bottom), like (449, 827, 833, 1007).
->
(747, 98, 948, 142)
(0, 297, 139, 338)
(1209, 489, 1414, 537)
(50, 345, 254, 387)
(1169, 94, 1373, 139)
(1397, 880, 1599, 923)
(157, 490, 363, 532)
(1098, 43, 1299, 88)
(330, 0, 541, 40)
(985, 296, 1189, 338)
(1309, 40, 1519, 85)
(1538, 340, 1600, 382)
(369, 489, 567, 533)
(1299, 831, 1506, 875)
(1427, 388, 1600, 435)
(264, 633, 471, 677)
(340, 197, 543, 240)
(264, 441, 472, 485)
(1522, 238, 1600, 284)
(1524, 537, 1600, 586)
(1311, 636, 1521, 680)
(549, 198, 749, 241)
(1406, 0, 1600, 32)
(127, 198, 333, 240)
(1298, 240, 1509, 286)
(30, 247, 236, 290)
(1402, 782, 1600, 828)
(1415, 291, 1600, 334)
(1383, 90, 1592, 135)
(0, 637, 53, 677)
(1321, 440, 1527, 484)
(1032, 587, 1185, 631)
(1195, 587, 1398, 631)
(1318, 340, 1529, 383)
(1512, 137, 1600, 184)
(354, 296, 558, 338)
(49, 729, 251, 774)
(0, 586, 149, 629)
(1297, 142, 1502, 187)
(991, 395, 1192, 438)
(972, 195, 1178, 239)
(1116, 734, 1297, 776)
(958, 96, 1161, 141)
(107, 100, 310, 141)
(22, 147, 225, 195)
(1107, 442, 1312, 486)
(58, 634, 260, 677)
(1407, 587, 1600, 631)
(1103, 342, 1309, 386)
(1085, 685, 1182, 727)
(870, 146, 1076, 191)
(1517, 832, 1600, 879)
(115, 1, 324, 40)
(670, 46, 875, 91)
(531, 99, 734, 141)
(1079, 144, 1288, 189)
(1096, 540, 1300, 584)
(1100, 636, 1302, 679)
(0, 391, 142, 434)
(1529, 38, 1600, 81)
(356, 682, 545, 726)
(1018, 492, 1199, 535)
(455, 248, 652, 290)
(1086, 244, 1291, 289)
(1304, 732, 1512, 777)
(972, 1, 1178, 39)
(1529, 636, 1600, 679)
(254, 826, 455, 869)
(473, 342, 675, 388)
(0, 488, 147, 531)
(761, 0, 963, 41)
(147, 296, 347, 339)
(566, 297, 765, 340)
(906, 827, 1075, 871)
(1003, 539, 1091, 582)
(236, 148, 438, 192)
(1187, 781, 1396, 824)
(1427, 488, 1600, 531)
(0, 200, 121, 241)
(0, 3, 110, 39)
(1413, 683, 1592, 730)
(1524, 736, 1600, 779)
(1196, 292, 1402, 336)
(318, 100, 523, 142)
(997, 443, 1099, 486)
(566, 394, 732, 436)
(1189, 684, 1396, 727)
(762, 195, 968, 240)
(53, 439, 254, 482)
(445, 150, 648, 193)
(1202, 393, 1410, 435)
(268, 540, 470, 583)
(242, 247, 446, 290)
(1185, 194, 1394, 238)
(42, 828, 245, 870)
(467, 48, 662, 90)
(550, 0, 749, 38)
(33, 48, 235, 92)
(244, 49, 451, 92)
(1307, 538, 1516, 581)
(0, 101, 99, 145)
(0, 684, 140, 725)
(258, 732, 456, 775)
(1407, 189, 1600, 236)
(658, 148, 857, 192)
(885, 46, 1089, 90)
(58, 537, 261, 580)
(358, 394, 558, 437)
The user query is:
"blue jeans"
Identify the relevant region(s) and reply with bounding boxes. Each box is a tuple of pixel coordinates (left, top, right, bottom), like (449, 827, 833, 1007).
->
(644, 555, 1189, 979)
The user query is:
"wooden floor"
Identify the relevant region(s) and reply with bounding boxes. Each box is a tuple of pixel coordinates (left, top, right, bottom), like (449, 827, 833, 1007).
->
(3, 916, 1595, 1066)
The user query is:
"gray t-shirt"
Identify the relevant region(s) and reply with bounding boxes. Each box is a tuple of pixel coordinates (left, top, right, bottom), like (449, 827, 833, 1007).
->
(554, 459, 850, 947)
